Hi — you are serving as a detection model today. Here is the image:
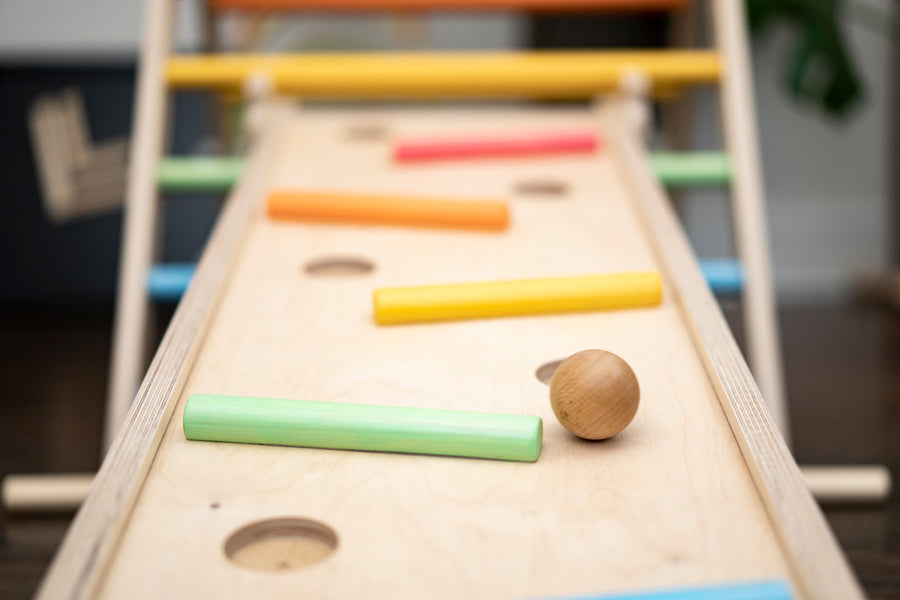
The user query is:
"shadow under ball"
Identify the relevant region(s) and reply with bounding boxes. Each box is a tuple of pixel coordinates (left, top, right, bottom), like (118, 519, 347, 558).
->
(549, 349, 640, 440)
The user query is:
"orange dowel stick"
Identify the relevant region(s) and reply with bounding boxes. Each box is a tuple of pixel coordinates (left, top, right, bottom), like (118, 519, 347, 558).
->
(267, 190, 509, 231)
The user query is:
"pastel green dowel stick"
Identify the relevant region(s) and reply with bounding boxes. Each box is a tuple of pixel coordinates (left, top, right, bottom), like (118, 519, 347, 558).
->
(183, 394, 542, 462)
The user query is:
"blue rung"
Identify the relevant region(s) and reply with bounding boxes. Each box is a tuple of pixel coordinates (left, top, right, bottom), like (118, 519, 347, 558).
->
(147, 260, 741, 303)
(531, 580, 792, 600)
(700, 258, 743, 296)
(148, 263, 196, 302)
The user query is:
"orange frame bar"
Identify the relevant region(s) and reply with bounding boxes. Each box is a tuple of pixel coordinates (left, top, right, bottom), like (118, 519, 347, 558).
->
(209, 0, 689, 13)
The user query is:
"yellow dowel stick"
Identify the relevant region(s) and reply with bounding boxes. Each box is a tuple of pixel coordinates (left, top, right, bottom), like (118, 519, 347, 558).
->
(166, 51, 720, 98)
(374, 272, 663, 325)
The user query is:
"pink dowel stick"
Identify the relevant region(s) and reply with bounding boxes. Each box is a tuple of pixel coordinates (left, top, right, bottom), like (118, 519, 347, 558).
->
(395, 130, 599, 163)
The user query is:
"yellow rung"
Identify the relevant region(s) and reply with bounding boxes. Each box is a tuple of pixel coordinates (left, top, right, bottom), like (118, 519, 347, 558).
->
(166, 51, 720, 98)
(373, 272, 663, 325)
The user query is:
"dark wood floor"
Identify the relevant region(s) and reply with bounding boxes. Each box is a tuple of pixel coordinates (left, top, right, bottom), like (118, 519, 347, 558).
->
(1, 303, 898, 599)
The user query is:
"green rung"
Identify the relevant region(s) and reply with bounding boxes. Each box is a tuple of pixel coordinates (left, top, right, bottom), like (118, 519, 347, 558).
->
(649, 152, 732, 187)
(157, 156, 244, 192)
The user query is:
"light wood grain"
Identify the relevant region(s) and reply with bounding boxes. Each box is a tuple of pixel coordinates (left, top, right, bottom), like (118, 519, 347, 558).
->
(710, 0, 789, 441)
(104, 0, 175, 451)
(604, 101, 863, 599)
(86, 106, 816, 599)
(549, 349, 641, 440)
(36, 101, 293, 600)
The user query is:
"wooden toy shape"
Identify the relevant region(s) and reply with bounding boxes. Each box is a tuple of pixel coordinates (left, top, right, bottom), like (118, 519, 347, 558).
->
(549, 349, 640, 440)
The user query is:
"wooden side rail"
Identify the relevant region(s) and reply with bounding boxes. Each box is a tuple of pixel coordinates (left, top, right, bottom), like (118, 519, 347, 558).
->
(166, 51, 720, 98)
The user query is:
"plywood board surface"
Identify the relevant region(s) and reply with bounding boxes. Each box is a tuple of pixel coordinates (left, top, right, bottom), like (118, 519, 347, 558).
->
(92, 106, 803, 599)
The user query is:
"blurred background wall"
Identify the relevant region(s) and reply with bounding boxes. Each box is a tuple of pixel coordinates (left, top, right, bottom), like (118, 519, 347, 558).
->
(0, 0, 895, 306)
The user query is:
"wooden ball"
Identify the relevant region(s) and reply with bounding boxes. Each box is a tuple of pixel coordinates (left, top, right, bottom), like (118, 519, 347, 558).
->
(549, 349, 639, 440)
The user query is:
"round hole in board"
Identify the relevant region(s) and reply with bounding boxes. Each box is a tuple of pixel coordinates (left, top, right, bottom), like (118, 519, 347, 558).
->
(514, 179, 569, 198)
(304, 256, 375, 277)
(535, 359, 565, 385)
(344, 122, 389, 141)
(224, 517, 339, 572)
